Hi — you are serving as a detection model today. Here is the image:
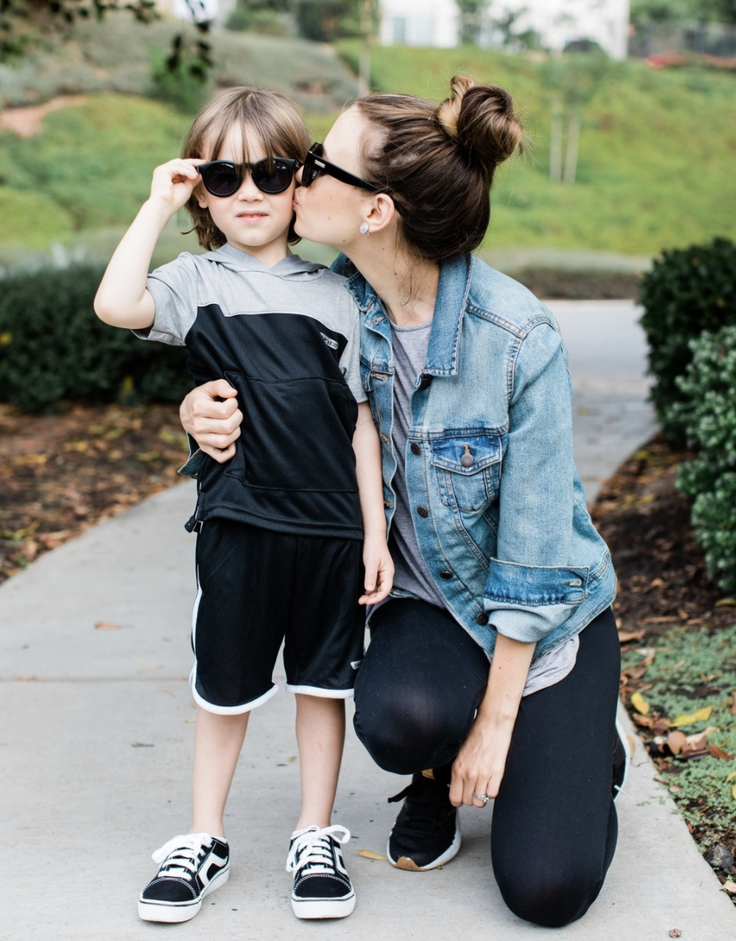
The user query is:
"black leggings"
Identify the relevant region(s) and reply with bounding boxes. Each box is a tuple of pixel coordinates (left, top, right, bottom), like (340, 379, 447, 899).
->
(353, 601, 621, 928)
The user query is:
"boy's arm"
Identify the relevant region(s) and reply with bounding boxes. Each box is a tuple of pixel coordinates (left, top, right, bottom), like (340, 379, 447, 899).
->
(353, 401, 394, 605)
(94, 159, 202, 330)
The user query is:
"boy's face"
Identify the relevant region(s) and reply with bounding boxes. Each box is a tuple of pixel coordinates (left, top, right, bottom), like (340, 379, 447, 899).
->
(197, 124, 295, 267)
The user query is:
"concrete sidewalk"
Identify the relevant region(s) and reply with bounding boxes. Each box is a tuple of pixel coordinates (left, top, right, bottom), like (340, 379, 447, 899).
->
(2, 301, 735, 941)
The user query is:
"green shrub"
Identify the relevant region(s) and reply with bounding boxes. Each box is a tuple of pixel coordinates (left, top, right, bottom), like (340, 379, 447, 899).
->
(638, 236, 736, 443)
(0, 262, 193, 412)
(675, 325, 736, 593)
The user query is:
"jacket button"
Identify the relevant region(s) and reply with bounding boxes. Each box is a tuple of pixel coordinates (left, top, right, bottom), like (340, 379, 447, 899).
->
(460, 452, 474, 468)
(418, 375, 433, 390)
(410, 442, 421, 455)
(416, 506, 429, 518)
(440, 571, 452, 579)
(475, 612, 489, 625)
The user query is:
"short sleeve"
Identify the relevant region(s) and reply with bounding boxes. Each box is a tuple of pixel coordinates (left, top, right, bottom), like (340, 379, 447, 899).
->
(339, 299, 367, 404)
(135, 253, 200, 347)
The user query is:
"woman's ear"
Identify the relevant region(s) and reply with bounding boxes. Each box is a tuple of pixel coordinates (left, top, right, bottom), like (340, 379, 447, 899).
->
(364, 193, 400, 235)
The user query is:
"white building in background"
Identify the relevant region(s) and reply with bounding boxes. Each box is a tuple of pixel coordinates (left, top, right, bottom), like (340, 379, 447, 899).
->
(379, 0, 631, 59)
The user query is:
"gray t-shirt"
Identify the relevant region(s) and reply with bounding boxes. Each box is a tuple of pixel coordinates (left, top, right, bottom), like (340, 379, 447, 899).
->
(389, 320, 579, 696)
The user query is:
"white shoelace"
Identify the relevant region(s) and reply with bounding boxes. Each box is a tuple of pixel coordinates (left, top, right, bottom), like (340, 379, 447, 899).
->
(151, 832, 214, 879)
(285, 824, 350, 874)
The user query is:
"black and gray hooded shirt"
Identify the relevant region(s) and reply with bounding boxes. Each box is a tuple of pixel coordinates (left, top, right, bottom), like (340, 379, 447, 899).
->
(140, 244, 367, 540)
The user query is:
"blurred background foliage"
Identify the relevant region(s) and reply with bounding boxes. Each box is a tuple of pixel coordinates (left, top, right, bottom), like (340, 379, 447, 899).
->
(0, 15, 734, 271)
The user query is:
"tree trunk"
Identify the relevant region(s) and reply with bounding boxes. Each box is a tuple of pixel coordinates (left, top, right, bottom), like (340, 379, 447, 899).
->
(563, 105, 581, 186)
(549, 97, 563, 183)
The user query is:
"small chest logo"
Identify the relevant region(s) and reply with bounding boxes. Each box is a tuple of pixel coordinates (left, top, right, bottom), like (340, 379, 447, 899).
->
(320, 331, 339, 350)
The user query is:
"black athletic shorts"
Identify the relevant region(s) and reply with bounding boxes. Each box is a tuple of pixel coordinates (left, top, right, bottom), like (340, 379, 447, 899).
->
(190, 519, 366, 714)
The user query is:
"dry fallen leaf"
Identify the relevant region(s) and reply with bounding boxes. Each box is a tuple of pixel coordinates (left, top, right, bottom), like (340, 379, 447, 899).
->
(709, 744, 733, 760)
(671, 706, 712, 727)
(618, 629, 645, 643)
(668, 930, 682, 938)
(631, 691, 650, 715)
(723, 880, 736, 894)
(666, 730, 687, 755)
(94, 621, 120, 630)
(730, 691, 736, 716)
(358, 849, 388, 861)
(715, 598, 736, 608)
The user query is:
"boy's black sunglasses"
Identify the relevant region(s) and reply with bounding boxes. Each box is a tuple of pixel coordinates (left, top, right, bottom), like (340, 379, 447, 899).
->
(198, 157, 300, 197)
(300, 143, 405, 216)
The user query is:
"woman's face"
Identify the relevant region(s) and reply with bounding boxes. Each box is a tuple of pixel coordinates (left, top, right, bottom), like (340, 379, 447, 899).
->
(293, 107, 376, 249)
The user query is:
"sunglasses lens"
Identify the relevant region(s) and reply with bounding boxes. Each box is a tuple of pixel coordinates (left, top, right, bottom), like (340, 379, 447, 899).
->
(252, 158, 295, 194)
(200, 162, 240, 197)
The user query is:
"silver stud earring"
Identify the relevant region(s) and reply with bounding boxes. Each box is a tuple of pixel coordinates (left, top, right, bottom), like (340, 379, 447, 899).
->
(359, 221, 370, 235)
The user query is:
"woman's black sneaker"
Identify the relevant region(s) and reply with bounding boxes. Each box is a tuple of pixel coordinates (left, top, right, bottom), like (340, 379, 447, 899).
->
(286, 824, 356, 919)
(387, 768, 461, 871)
(138, 832, 230, 923)
(613, 718, 630, 800)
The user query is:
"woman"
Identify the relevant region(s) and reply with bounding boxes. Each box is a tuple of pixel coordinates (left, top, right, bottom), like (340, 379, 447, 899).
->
(179, 76, 624, 928)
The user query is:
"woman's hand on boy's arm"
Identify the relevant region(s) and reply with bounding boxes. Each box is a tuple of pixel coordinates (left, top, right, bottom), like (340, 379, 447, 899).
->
(180, 380, 243, 462)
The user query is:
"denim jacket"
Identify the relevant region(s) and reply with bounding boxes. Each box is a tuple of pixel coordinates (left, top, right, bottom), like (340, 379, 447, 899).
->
(334, 253, 616, 665)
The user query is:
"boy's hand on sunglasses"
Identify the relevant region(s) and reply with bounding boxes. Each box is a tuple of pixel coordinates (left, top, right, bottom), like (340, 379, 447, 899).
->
(148, 158, 203, 216)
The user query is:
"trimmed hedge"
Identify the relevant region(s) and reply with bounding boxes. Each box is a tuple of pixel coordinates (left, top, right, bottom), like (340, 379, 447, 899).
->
(675, 325, 736, 593)
(0, 262, 193, 413)
(639, 236, 736, 444)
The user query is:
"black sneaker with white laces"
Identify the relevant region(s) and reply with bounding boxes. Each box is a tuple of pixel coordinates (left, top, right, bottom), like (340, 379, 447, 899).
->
(286, 824, 356, 919)
(138, 832, 230, 923)
(387, 767, 461, 872)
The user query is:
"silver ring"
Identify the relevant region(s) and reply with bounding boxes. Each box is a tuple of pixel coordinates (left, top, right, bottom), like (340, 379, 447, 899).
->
(472, 792, 490, 804)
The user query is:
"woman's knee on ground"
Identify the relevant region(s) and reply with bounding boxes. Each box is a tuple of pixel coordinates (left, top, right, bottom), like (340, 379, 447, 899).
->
(495, 858, 603, 928)
(353, 684, 465, 774)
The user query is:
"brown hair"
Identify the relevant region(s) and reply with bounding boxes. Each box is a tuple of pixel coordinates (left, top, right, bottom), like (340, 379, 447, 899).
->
(182, 86, 311, 249)
(355, 76, 524, 260)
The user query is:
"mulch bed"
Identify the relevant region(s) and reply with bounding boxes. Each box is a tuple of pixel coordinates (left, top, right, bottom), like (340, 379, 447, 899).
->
(0, 401, 185, 583)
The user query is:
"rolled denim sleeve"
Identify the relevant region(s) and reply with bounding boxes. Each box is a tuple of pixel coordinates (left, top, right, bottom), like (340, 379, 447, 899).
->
(483, 320, 589, 643)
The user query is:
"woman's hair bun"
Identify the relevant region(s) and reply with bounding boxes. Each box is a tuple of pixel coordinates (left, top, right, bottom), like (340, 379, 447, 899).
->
(436, 75, 524, 168)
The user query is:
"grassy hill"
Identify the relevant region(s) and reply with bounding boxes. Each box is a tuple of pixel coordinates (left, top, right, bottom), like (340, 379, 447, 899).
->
(0, 25, 733, 267)
(338, 41, 736, 258)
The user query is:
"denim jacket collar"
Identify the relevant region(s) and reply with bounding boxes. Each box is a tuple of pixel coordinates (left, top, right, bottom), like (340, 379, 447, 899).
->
(340, 253, 472, 377)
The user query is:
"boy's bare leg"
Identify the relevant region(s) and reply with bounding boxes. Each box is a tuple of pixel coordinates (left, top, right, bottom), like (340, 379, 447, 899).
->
(191, 707, 250, 837)
(294, 695, 346, 828)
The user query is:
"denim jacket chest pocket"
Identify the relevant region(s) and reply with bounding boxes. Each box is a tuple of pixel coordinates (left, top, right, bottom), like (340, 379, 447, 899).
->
(430, 433, 503, 512)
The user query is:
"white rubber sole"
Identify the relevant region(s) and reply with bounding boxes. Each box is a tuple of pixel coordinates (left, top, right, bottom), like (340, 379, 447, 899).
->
(138, 865, 230, 923)
(387, 818, 462, 872)
(613, 715, 631, 799)
(291, 891, 356, 919)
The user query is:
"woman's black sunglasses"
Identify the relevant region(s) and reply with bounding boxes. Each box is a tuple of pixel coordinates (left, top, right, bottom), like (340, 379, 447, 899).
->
(300, 143, 405, 216)
(300, 142, 379, 192)
(198, 157, 300, 197)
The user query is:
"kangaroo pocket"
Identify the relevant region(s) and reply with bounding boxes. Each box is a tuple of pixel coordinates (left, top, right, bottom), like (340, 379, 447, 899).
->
(223, 370, 358, 494)
(430, 433, 502, 512)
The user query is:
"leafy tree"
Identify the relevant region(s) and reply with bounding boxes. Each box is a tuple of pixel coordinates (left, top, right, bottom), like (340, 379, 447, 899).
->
(456, 0, 489, 45)
(0, 0, 212, 89)
(542, 50, 621, 186)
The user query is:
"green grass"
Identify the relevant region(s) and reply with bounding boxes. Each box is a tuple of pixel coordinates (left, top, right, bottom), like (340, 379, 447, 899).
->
(2, 32, 735, 264)
(622, 621, 736, 846)
(0, 15, 358, 112)
(338, 42, 736, 256)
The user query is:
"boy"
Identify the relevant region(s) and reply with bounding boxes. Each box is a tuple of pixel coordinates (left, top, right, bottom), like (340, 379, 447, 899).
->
(94, 87, 393, 923)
